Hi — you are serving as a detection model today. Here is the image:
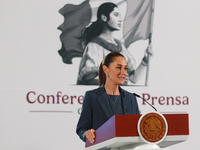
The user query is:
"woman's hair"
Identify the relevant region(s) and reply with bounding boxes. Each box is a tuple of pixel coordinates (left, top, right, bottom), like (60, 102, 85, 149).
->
(80, 2, 117, 46)
(98, 52, 125, 86)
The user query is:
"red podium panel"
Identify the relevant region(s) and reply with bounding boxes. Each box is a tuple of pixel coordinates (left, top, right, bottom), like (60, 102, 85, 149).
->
(85, 113, 189, 150)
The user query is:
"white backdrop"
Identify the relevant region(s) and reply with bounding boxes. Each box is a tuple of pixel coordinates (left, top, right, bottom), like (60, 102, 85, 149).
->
(0, 0, 200, 150)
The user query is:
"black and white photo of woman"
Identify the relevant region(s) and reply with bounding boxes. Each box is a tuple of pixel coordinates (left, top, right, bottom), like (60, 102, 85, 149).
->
(77, 2, 153, 85)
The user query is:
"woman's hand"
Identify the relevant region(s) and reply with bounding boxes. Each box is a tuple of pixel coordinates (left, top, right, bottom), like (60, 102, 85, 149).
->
(129, 45, 153, 83)
(86, 129, 96, 143)
(142, 44, 153, 65)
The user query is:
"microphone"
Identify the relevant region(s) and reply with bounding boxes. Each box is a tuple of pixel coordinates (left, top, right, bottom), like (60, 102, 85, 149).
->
(133, 93, 157, 111)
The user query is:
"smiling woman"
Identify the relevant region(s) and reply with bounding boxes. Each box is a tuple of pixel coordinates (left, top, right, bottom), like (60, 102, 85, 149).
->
(76, 52, 140, 143)
(99, 52, 127, 86)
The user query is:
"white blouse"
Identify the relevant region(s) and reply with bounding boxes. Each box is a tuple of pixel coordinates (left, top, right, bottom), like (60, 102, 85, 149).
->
(77, 38, 136, 84)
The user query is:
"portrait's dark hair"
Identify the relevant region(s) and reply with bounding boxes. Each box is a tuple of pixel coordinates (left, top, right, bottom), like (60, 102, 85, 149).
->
(80, 2, 117, 46)
(98, 52, 125, 86)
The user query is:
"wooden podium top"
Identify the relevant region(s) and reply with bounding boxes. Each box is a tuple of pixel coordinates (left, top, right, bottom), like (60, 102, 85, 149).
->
(86, 113, 189, 149)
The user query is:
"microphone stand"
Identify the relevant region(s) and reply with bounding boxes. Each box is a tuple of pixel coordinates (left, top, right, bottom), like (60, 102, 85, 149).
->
(133, 93, 157, 111)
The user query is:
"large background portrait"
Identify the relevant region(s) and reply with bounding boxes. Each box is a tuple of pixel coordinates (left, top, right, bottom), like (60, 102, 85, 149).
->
(0, 0, 200, 150)
(58, 0, 155, 86)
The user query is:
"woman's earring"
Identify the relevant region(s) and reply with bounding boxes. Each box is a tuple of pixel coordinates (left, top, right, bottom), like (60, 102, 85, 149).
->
(107, 74, 109, 77)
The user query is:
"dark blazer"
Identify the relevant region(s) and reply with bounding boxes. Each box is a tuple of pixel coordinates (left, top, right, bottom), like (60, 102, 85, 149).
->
(76, 85, 140, 142)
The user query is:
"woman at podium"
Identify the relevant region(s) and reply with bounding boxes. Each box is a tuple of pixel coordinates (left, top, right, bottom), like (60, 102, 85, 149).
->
(76, 52, 140, 143)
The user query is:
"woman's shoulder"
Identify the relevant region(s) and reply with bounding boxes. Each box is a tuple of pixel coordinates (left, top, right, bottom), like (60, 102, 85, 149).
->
(85, 85, 105, 96)
(82, 41, 106, 61)
(86, 41, 105, 49)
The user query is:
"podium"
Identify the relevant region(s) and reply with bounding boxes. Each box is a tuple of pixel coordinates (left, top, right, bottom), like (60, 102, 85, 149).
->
(85, 112, 189, 150)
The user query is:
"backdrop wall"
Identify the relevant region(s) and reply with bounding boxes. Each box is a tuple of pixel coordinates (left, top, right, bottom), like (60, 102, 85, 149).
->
(0, 0, 200, 150)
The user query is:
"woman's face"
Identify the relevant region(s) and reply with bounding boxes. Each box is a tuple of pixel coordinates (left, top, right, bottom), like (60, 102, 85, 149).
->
(107, 7, 122, 30)
(105, 56, 127, 85)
